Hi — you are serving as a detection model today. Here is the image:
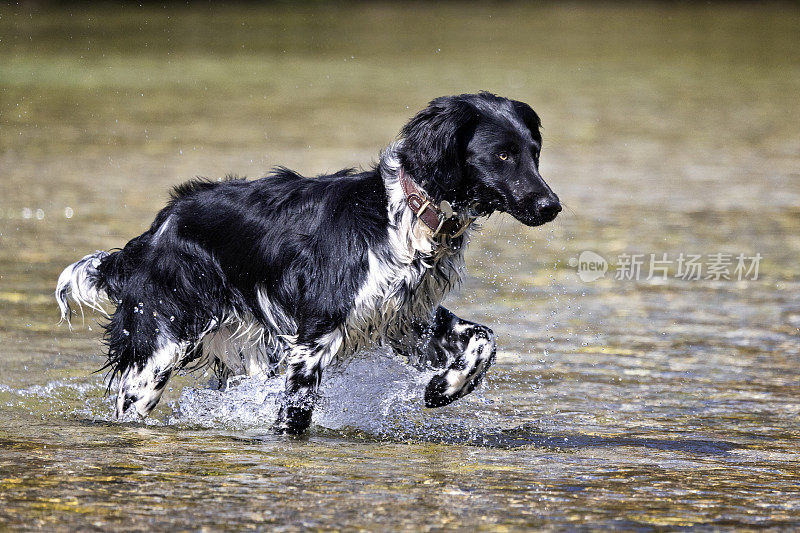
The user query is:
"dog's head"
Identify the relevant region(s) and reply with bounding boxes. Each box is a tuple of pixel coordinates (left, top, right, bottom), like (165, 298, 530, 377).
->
(398, 92, 561, 227)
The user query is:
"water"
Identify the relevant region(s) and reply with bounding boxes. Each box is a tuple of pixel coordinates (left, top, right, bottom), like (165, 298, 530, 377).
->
(1, 3, 799, 529)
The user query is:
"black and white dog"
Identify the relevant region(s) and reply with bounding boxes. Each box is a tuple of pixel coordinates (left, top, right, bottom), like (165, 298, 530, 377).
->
(56, 92, 560, 435)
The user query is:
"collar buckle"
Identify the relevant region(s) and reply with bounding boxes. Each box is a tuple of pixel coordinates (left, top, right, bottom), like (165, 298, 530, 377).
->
(398, 168, 473, 239)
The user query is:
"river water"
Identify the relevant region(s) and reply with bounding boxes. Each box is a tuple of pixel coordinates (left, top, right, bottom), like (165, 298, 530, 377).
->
(1, 3, 799, 530)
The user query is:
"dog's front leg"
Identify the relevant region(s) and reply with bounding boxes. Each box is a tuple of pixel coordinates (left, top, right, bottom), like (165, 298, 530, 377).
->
(274, 332, 342, 435)
(422, 306, 497, 408)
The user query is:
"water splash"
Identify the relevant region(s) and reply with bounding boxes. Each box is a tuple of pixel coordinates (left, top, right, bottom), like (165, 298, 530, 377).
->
(0, 350, 515, 444)
(168, 348, 433, 435)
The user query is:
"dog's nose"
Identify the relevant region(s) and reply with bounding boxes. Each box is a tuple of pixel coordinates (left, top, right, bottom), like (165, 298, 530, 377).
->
(536, 196, 562, 221)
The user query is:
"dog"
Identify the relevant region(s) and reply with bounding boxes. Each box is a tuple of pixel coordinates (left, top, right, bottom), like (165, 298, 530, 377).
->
(56, 92, 561, 435)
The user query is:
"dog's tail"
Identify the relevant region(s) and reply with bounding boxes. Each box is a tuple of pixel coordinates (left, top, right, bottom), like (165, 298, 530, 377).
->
(56, 250, 116, 326)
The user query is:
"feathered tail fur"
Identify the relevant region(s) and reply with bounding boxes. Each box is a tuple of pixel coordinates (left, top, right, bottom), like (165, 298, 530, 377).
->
(55, 251, 112, 326)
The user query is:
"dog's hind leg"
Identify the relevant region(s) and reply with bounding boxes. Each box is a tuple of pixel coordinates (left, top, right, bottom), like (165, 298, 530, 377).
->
(105, 284, 200, 420)
(412, 307, 497, 408)
(116, 339, 186, 419)
(274, 330, 343, 435)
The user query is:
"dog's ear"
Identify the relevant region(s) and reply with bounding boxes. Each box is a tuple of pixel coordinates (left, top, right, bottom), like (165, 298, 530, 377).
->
(511, 99, 542, 143)
(399, 96, 478, 195)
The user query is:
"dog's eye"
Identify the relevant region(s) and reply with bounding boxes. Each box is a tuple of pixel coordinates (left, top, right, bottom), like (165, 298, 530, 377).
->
(498, 152, 509, 161)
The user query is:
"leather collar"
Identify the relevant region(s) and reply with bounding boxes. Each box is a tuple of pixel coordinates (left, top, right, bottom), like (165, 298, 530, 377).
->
(397, 168, 473, 239)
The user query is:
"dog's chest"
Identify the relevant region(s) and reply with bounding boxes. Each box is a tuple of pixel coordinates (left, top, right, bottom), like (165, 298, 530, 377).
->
(343, 243, 464, 353)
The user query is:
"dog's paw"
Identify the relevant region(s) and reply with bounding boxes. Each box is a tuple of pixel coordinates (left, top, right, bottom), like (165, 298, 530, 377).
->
(273, 405, 313, 436)
(424, 373, 458, 408)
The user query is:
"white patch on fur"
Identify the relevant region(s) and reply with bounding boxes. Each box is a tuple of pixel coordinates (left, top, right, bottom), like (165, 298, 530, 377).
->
(151, 215, 171, 244)
(193, 290, 298, 383)
(452, 322, 473, 334)
(256, 288, 296, 337)
(314, 329, 344, 370)
(200, 320, 274, 379)
(55, 251, 110, 326)
(116, 339, 186, 419)
(443, 332, 495, 397)
(285, 329, 344, 382)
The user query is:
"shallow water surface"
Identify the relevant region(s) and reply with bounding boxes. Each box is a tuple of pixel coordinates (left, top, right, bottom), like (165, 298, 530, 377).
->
(1, 3, 799, 530)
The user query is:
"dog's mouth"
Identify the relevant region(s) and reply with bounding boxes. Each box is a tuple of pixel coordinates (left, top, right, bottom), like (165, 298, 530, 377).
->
(473, 195, 561, 227)
(510, 209, 561, 227)
(518, 197, 563, 226)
